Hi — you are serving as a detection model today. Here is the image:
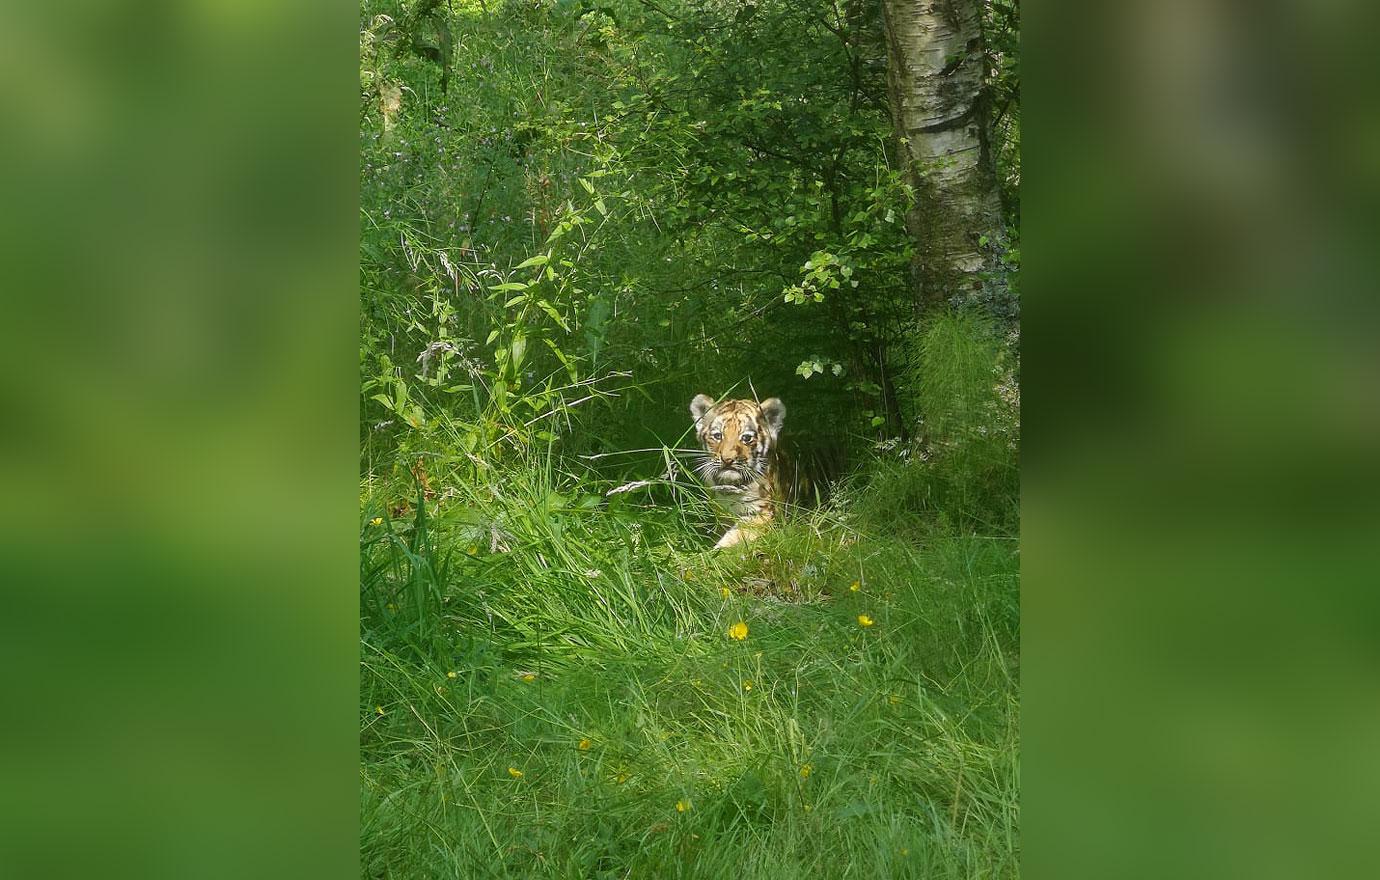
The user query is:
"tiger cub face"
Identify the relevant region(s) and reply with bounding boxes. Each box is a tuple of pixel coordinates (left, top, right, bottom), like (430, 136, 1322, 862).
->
(689, 394, 786, 490)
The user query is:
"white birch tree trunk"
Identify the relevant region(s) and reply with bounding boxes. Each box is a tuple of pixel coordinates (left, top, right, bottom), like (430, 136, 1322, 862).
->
(883, 0, 1006, 313)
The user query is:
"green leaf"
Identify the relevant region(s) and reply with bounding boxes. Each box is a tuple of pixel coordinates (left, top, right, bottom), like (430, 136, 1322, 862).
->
(835, 801, 878, 821)
(490, 282, 528, 292)
(536, 300, 571, 331)
(515, 253, 549, 269)
(543, 338, 578, 381)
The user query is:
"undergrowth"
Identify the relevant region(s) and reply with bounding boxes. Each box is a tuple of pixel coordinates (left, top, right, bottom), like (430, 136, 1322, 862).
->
(358, 5, 1018, 872)
(361, 439, 1018, 878)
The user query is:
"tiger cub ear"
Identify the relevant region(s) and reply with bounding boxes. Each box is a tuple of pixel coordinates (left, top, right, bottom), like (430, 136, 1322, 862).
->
(759, 397, 786, 435)
(690, 394, 716, 426)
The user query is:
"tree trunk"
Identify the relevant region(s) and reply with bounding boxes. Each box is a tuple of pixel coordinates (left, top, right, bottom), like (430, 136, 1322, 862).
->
(882, 0, 1006, 314)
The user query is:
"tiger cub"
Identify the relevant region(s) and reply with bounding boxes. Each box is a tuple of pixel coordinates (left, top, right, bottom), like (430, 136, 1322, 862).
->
(689, 394, 789, 549)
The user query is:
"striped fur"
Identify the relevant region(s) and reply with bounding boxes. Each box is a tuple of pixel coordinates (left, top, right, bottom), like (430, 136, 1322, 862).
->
(689, 394, 787, 549)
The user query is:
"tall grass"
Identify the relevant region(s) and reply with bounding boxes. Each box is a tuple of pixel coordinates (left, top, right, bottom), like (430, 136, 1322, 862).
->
(359, 235, 1019, 874)
(870, 310, 1022, 534)
(361, 437, 1018, 878)
(359, 1, 1018, 871)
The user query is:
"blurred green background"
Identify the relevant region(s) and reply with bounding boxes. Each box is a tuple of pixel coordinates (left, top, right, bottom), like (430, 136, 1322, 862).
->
(0, 1, 359, 877)
(1024, 0, 1380, 877)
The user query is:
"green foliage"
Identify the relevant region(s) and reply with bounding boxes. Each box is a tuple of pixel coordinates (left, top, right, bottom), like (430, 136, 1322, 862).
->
(866, 311, 1020, 532)
(361, 474, 1018, 878)
(984, 0, 1022, 213)
(358, 0, 941, 452)
(358, 0, 1019, 875)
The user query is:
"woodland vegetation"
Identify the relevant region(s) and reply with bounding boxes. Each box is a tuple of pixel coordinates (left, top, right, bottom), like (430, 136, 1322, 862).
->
(360, 1, 1019, 876)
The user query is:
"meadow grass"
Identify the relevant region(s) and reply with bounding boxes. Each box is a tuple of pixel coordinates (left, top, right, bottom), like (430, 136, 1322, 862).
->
(360, 453, 1018, 878)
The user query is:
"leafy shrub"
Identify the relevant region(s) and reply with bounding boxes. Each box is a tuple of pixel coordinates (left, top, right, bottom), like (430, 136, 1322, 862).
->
(851, 312, 1019, 534)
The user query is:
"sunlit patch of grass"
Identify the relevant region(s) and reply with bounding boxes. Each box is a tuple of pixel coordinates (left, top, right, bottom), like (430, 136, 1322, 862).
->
(361, 453, 1018, 878)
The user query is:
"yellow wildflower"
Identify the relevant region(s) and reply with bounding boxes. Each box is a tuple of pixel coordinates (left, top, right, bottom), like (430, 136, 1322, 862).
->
(578, 738, 591, 751)
(857, 614, 874, 627)
(720, 586, 731, 599)
(728, 621, 749, 640)
(803, 804, 813, 813)
(369, 517, 383, 526)
(375, 705, 385, 715)
(447, 671, 458, 679)
(467, 546, 478, 555)
(507, 767, 523, 779)
(675, 800, 689, 813)
(849, 580, 860, 592)
(800, 763, 812, 779)
(615, 772, 628, 784)
(742, 679, 753, 692)
(521, 673, 536, 682)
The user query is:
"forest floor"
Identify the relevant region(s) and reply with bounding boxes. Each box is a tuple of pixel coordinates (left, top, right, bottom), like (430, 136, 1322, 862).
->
(360, 468, 1019, 878)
